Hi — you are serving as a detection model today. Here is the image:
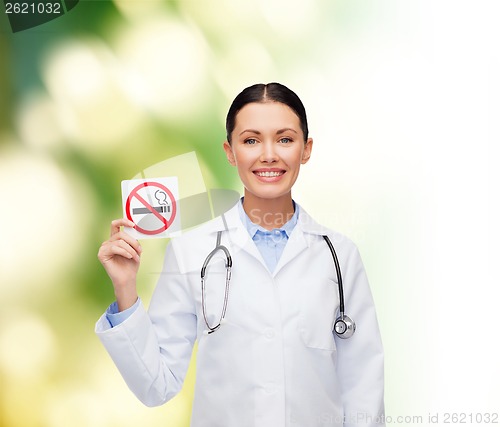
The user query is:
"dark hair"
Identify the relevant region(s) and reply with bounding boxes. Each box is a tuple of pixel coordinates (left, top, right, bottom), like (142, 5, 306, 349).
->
(225, 82, 309, 143)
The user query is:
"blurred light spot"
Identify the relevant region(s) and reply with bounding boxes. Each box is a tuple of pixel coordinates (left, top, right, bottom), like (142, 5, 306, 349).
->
(115, 18, 209, 120)
(41, 39, 144, 149)
(16, 91, 63, 149)
(45, 388, 110, 427)
(257, 0, 319, 39)
(113, 0, 165, 21)
(43, 39, 110, 103)
(180, 0, 262, 38)
(0, 147, 94, 295)
(214, 39, 276, 102)
(80, 357, 193, 425)
(0, 313, 56, 380)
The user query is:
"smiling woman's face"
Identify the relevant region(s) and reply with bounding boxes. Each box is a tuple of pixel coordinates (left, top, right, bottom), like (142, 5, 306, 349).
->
(223, 101, 313, 204)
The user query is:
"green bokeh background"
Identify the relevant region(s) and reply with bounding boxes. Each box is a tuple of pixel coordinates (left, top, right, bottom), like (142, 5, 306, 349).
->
(1, 1, 498, 426)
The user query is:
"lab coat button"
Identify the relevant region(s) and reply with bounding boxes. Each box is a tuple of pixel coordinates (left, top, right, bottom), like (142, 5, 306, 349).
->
(264, 328, 275, 339)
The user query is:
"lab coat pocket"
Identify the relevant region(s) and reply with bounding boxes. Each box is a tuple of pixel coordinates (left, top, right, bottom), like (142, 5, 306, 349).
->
(298, 278, 338, 351)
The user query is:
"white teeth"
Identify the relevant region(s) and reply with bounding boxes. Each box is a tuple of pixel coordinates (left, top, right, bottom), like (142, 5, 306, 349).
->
(256, 171, 282, 177)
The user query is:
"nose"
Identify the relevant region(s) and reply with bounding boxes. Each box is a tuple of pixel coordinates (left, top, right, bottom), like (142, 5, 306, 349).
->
(259, 140, 279, 163)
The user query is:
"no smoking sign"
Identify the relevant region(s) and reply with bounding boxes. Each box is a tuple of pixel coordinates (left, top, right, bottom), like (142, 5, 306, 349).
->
(121, 177, 181, 239)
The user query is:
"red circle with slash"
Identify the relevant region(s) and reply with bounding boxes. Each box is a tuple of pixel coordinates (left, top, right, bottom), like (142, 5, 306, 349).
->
(125, 181, 177, 235)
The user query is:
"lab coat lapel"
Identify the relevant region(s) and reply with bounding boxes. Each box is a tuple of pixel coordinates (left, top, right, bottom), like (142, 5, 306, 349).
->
(213, 203, 264, 264)
(272, 206, 330, 276)
(272, 228, 309, 276)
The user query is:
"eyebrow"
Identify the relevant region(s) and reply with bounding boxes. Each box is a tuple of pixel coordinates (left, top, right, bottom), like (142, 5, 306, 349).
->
(239, 128, 298, 136)
(277, 128, 298, 135)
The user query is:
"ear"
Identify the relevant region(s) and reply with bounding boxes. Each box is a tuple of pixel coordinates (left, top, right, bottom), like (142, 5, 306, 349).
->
(301, 138, 313, 164)
(223, 141, 236, 166)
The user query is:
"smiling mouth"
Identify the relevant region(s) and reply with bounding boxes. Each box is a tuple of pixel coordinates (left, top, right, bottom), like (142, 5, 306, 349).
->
(254, 170, 285, 177)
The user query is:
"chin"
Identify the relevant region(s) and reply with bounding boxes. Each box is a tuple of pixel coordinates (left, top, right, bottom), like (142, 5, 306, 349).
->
(245, 186, 291, 201)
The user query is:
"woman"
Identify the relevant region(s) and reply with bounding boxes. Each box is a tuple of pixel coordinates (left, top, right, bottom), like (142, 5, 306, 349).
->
(96, 83, 385, 427)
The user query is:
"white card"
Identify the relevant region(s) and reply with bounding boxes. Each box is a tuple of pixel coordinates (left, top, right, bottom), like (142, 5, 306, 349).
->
(121, 177, 181, 239)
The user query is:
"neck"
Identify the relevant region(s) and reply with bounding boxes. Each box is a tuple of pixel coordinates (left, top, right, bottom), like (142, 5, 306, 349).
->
(242, 191, 295, 230)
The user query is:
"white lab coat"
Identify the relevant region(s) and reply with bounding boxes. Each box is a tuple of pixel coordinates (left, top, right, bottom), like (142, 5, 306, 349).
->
(95, 202, 385, 427)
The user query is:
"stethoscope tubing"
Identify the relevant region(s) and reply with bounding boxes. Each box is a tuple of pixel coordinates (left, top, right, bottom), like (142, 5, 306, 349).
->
(201, 231, 232, 334)
(322, 235, 345, 318)
(200, 231, 354, 338)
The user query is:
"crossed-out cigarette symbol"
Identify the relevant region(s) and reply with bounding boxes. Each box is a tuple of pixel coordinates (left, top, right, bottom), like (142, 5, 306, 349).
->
(125, 181, 177, 235)
(132, 190, 171, 215)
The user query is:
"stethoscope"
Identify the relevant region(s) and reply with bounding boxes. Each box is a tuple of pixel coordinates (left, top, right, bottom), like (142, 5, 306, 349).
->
(201, 231, 356, 339)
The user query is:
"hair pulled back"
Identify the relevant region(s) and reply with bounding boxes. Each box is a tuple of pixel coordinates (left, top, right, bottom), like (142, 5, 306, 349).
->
(225, 82, 309, 143)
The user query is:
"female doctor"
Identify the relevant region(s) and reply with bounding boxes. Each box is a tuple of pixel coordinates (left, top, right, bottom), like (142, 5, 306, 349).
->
(96, 83, 385, 427)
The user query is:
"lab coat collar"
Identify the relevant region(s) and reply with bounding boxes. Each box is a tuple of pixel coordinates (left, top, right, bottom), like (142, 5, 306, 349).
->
(296, 205, 333, 237)
(237, 198, 298, 239)
(203, 202, 263, 263)
(206, 201, 329, 235)
(200, 202, 332, 276)
(272, 205, 332, 275)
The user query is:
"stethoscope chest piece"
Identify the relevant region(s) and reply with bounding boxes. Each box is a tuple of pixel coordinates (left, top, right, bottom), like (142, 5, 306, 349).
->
(334, 315, 356, 339)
